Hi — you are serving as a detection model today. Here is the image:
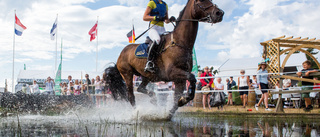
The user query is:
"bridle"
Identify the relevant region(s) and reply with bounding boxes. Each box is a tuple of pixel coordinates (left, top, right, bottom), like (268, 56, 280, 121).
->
(176, 0, 219, 23)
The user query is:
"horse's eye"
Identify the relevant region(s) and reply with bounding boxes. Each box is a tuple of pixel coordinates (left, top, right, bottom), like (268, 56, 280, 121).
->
(199, 0, 205, 2)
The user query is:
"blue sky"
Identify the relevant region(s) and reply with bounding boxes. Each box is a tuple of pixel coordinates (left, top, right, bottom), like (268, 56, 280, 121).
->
(1, 0, 320, 90)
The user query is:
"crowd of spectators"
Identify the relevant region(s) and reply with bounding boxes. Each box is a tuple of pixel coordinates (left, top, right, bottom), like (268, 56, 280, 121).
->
(18, 60, 320, 111)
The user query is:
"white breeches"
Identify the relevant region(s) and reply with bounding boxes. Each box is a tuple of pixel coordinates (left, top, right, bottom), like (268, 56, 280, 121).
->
(148, 25, 166, 44)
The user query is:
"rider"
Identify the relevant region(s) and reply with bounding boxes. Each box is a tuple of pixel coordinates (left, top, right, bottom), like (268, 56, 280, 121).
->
(143, 0, 170, 73)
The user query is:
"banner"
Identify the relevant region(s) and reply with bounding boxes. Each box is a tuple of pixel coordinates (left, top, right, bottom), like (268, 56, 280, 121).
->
(192, 48, 198, 74)
(54, 40, 62, 95)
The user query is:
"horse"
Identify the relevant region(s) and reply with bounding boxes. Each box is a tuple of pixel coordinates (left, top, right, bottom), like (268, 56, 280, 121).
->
(104, 0, 224, 118)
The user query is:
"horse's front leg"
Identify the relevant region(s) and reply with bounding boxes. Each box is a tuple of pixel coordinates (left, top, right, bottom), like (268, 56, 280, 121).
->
(169, 81, 185, 117)
(178, 73, 196, 106)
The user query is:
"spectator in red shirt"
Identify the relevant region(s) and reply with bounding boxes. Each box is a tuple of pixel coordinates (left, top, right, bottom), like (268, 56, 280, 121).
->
(200, 66, 214, 109)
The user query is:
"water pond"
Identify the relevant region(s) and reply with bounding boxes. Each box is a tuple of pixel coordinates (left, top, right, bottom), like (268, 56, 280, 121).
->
(0, 111, 319, 137)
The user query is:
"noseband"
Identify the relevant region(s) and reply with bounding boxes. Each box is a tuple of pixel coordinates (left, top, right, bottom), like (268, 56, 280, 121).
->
(194, 0, 216, 23)
(176, 0, 218, 23)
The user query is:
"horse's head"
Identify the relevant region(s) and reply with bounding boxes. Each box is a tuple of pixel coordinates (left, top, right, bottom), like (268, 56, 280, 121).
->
(193, 0, 224, 24)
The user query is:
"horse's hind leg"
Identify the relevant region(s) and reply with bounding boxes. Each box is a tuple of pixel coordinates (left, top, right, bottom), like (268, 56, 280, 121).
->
(137, 77, 155, 97)
(120, 71, 135, 106)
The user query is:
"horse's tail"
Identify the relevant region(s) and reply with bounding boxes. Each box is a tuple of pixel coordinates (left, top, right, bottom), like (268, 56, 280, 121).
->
(103, 65, 128, 101)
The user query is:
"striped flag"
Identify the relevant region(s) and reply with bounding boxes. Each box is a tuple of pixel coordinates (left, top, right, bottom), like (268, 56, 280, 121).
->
(127, 25, 135, 43)
(89, 21, 98, 41)
(14, 14, 27, 36)
(50, 17, 58, 40)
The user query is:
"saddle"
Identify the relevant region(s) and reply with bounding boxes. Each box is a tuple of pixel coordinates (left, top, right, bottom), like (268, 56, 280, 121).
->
(134, 34, 168, 58)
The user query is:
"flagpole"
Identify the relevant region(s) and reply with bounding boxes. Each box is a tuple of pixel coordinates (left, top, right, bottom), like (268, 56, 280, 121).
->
(96, 16, 99, 72)
(55, 14, 58, 72)
(12, 10, 16, 92)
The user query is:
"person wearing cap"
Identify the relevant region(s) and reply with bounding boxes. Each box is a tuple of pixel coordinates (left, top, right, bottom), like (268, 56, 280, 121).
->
(227, 76, 236, 105)
(255, 61, 272, 111)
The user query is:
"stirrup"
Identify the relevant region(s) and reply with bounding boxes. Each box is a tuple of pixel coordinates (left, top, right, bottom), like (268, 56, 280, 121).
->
(144, 61, 155, 73)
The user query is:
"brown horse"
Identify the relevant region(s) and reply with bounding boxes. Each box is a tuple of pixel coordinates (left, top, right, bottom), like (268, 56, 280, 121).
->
(104, 0, 223, 118)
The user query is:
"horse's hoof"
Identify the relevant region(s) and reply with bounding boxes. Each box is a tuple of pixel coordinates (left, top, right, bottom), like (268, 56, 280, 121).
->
(178, 97, 187, 107)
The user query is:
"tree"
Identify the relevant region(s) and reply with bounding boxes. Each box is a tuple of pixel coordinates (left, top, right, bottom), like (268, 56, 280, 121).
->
(305, 48, 319, 69)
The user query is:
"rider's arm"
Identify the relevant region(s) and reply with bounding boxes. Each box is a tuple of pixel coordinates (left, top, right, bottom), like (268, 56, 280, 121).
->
(143, 6, 154, 21)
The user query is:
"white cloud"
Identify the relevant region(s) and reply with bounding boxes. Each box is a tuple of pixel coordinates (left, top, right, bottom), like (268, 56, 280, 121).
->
(1, 0, 320, 88)
(203, 0, 320, 62)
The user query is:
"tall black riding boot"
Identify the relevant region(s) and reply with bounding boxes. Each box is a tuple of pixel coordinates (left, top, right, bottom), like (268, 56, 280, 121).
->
(144, 41, 158, 73)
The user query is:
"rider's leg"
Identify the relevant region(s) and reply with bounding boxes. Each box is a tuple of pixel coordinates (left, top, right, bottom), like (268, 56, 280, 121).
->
(144, 41, 158, 73)
(144, 26, 165, 73)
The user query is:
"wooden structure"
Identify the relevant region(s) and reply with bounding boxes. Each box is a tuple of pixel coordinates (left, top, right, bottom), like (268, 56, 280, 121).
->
(261, 35, 320, 87)
(261, 35, 320, 112)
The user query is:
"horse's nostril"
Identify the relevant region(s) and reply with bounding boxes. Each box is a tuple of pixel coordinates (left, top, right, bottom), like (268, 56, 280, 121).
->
(216, 11, 223, 16)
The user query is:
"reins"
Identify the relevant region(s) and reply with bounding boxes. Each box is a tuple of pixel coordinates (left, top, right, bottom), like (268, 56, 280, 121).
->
(162, 0, 217, 52)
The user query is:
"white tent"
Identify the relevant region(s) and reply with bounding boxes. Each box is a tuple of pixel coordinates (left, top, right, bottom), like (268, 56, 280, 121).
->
(217, 54, 307, 79)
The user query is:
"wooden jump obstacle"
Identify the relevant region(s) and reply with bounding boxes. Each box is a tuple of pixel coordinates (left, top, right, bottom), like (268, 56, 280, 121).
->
(261, 35, 320, 112)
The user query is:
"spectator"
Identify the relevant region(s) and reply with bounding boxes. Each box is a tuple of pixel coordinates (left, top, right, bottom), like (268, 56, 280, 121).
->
(313, 77, 320, 108)
(91, 78, 95, 93)
(255, 62, 272, 111)
(196, 70, 203, 90)
(297, 60, 318, 112)
(44, 76, 55, 95)
(200, 66, 214, 109)
(68, 81, 74, 95)
(238, 70, 250, 108)
(282, 78, 291, 90)
(21, 83, 27, 94)
(73, 79, 81, 95)
(67, 75, 73, 90)
(313, 77, 320, 90)
(61, 82, 67, 95)
(95, 75, 103, 107)
(251, 75, 258, 89)
(214, 77, 224, 110)
(227, 76, 236, 105)
(30, 80, 40, 94)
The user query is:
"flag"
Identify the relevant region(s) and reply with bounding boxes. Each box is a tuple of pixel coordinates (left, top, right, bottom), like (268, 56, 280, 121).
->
(88, 21, 98, 41)
(192, 48, 198, 74)
(54, 40, 63, 95)
(14, 14, 27, 36)
(50, 17, 58, 40)
(127, 25, 135, 43)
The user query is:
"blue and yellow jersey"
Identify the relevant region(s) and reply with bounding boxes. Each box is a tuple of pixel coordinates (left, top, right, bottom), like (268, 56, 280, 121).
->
(147, 1, 168, 27)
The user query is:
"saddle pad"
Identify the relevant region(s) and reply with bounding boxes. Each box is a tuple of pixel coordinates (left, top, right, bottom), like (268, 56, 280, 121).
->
(135, 43, 148, 58)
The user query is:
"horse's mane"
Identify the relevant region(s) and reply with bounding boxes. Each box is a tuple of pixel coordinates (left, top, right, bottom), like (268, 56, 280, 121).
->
(175, 0, 190, 30)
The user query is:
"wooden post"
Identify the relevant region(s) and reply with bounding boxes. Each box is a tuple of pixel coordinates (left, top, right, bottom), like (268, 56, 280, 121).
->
(275, 68, 284, 112)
